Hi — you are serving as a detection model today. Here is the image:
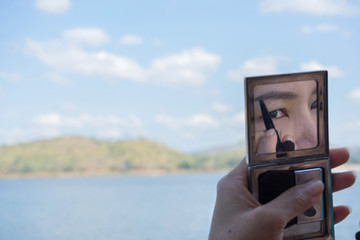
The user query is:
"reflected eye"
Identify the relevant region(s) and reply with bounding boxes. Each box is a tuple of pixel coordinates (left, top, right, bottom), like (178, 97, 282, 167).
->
(311, 100, 317, 109)
(269, 109, 286, 119)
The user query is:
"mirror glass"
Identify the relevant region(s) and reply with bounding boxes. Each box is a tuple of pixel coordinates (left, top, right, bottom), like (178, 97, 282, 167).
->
(252, 80, 318, 156)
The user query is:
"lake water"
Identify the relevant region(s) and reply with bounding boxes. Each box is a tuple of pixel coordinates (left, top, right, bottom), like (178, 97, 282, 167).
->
(0, 173, 359, 240)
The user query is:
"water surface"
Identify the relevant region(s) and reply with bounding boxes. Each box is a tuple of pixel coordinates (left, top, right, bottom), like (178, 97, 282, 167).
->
(0, 173, 358, 239)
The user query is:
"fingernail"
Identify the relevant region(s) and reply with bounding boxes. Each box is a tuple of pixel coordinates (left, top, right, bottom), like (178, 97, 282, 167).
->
(348, 206, 352, 214)
(306, 180, 324, 197)
(351, 171, 358, 179)
(265, 129, 275, 136)
(344, 147, 351, 161)
(344, 147, 350, 153)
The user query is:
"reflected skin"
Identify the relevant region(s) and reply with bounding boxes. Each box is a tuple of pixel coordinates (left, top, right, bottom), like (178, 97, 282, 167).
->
(209, 148, 356, 240)
(254, 81, 317, 154)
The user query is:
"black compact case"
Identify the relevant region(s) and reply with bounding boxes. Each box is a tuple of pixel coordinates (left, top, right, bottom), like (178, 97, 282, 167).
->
(245, 71, 334, 239)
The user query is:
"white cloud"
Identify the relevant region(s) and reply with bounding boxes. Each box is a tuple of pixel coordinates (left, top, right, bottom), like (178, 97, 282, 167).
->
(35, 128, 63, 139)
(148, 48, 221, 85)
(34, 113, 143, 129)
(0, 113, 143, 145)
(301, 24, 339, 34)
(34, 113, 82, 128)
(300, 60, 344, 78)
(187, 114, 220, 128)
(259, 0, 360, 16)
(96, 128, 123, 140)
(349, 89, 360, 103)
(63, 28, 109, 46)
(227, 56, 280, 81)
(26, 38, 147, 81)
(0, 127, 62, 145)
(35, 0, 71, 14)
(46, 72, 71, 85)
(26, 32, 220, 85)
(156, 115, 180, 130)
(212, 103, 233, 113)
(228, 112, 246, 126)
(156, 113, 220, 129)
(0, 71, 22, 82)
(0, 128, 26, 145)
(120, 34, 143, 45)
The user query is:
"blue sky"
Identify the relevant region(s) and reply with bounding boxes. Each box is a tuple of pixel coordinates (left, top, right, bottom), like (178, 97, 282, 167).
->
(0, 0, 360, 152)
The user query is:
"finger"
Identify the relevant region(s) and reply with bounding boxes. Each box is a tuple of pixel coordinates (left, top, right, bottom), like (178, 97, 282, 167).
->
(263, 180, 324, 225)
(333, 205, 351, 224)
(257, 129, 277, 154)
(330, 148, 350, 169)
(331, 171, 357, 192)
(227, 157, 248, 179)
(219, 158, 248, 191)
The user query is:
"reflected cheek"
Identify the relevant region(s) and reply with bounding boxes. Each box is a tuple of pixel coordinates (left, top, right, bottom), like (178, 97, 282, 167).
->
(294, 122, 318, 150)
(276, 118, 317, 150)
(295, 138, 317, 150)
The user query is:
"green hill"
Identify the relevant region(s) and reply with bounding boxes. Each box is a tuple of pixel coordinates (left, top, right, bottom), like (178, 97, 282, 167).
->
(0, 137, 245, 178)
(1, 137, 359, 178)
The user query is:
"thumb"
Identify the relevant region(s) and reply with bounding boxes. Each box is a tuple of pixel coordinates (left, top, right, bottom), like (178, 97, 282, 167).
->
(263, 180, 324, 226)
(257, 129, 278, 154)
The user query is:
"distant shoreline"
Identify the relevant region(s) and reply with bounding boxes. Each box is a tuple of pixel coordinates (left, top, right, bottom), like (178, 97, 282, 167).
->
(1, 163, 359, 180)
(0, 169, 227, 180)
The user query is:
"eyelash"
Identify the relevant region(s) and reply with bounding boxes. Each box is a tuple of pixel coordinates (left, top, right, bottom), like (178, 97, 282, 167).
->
(311, 100, 317, 109)
(269, 109, 287, 119)
(268, 100, 317, 119)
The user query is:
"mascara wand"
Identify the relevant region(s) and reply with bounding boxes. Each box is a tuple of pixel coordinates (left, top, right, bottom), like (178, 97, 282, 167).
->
(259, 99, 285, 153)
(259, 99, 295, 154)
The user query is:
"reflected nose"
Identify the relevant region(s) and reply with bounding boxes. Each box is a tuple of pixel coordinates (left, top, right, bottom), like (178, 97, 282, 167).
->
(294, 110, 317, 150)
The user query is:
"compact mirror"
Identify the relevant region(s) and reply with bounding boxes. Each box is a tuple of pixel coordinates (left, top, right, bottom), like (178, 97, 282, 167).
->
(245, 71, 328, 165)
(254, 80, 318, 154)
(245, 71, 333, 239)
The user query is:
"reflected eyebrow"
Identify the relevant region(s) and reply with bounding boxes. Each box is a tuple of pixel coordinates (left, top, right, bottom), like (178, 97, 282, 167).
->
(254, 91, 297, 102)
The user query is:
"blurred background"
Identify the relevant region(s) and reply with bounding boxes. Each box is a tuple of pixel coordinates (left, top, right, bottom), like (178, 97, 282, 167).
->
(0, 0, 360, 239)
